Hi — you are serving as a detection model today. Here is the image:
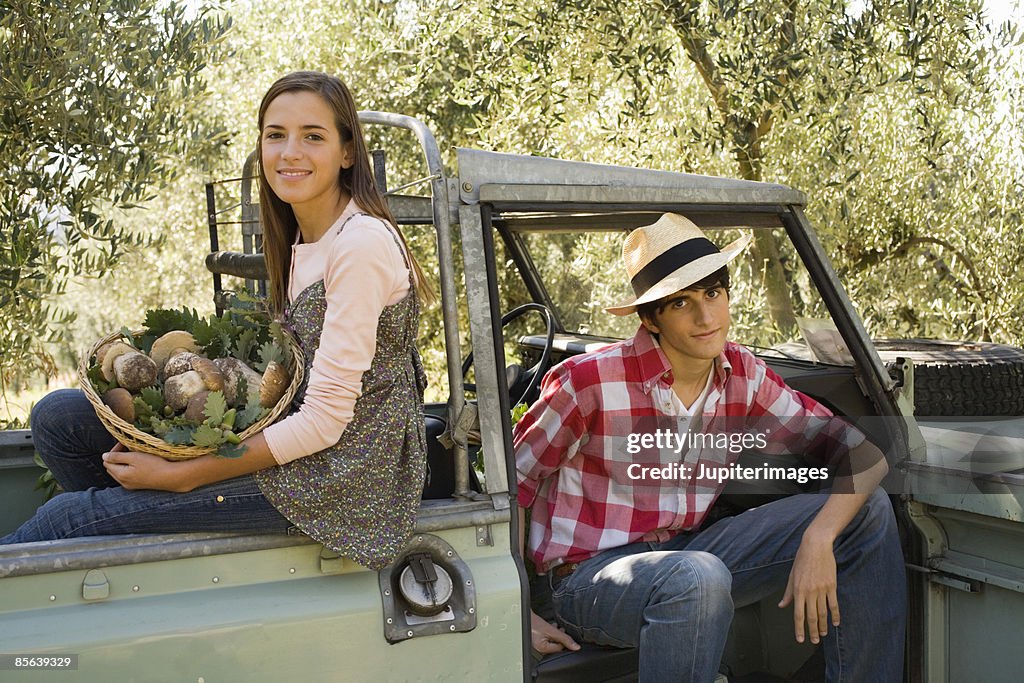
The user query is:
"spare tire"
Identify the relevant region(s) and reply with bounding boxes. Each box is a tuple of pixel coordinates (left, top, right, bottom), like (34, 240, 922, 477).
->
(873, 339, 1024, 417)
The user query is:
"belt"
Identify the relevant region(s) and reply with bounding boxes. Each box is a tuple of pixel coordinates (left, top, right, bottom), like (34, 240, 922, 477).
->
(550, 562, 580, 580)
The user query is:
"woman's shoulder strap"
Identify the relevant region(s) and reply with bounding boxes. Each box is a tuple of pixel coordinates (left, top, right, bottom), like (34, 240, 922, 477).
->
(335, 211, 370, 234)
(336, 211, 412, 271)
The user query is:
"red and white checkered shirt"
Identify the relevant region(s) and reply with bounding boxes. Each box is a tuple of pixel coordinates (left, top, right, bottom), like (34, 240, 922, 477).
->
(514, 325, 865, 572)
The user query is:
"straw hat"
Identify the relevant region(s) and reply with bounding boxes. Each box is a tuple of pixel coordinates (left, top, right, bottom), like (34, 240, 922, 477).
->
(606, 213, 751, 316)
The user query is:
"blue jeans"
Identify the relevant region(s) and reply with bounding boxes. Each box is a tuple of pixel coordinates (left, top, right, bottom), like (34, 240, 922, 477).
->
(548, 489, 905, 683)
(1, 389, 292, 544)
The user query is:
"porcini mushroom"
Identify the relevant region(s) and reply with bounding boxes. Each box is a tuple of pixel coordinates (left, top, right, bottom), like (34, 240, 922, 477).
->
(214, 357, 263, 407)
(164, 371, 206, 411)
(163, 351, 201, 380)
(183, 391, 212, 423)
(100, 342, 135, 382)
(150, 331, 200, 373)
(101, 342, 158, 392)
(259, 361, 290, 408)
(190, 357, 224, 393)
(103, 387, 136, 423)
(95, 341, 119, 367)
(164, 358, 224, 411)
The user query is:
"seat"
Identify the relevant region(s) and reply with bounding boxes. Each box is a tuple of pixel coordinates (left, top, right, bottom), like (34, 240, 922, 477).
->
(534, 645, 639, 683)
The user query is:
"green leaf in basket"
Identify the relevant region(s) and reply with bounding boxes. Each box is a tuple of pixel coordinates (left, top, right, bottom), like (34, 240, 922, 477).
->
(202, 391, 227, 427)
(149, 416, 171, 435)
(133, 419, 156, 435)
(87, 363, 114, 394)
(196, 314, 246, 359)
(142, 307, 203, 338)
(217, 441, 248, 459)
(236, 399, 267, 430)
(120, 327, 138, 348)
(132, 396, 155, 421)
(254, 340, 285, 372)
(227, 293, 271, 330)
(164, 425, 196, 445)
(137, 333, 158, 356)
(139, 386, 165, 414)
(220, 330, 234, 357)
(191, 318, 218, 353)
(235, 375, 249, 407)
(228, 289, 263, 310)
(233, 327, 257, 364)
(192, 424, 225, 448)
(269, 322, 290, 360)
(269, 320, 284, 341)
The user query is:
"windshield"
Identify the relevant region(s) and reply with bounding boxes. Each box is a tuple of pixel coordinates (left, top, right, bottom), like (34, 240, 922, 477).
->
(512, 222, 843, 360)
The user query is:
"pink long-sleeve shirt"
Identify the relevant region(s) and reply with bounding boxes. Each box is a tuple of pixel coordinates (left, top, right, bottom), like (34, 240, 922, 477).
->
(261, 200, 410, 464)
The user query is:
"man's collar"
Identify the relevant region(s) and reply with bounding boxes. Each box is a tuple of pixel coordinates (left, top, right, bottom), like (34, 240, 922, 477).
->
(629, 325, 733, 393)
(630, 325, 672, 393)
(715, 347, 733, 385)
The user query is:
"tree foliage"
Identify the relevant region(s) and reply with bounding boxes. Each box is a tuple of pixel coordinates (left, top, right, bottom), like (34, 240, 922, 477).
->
(465, 0, 1023, 339)
(0, 0, 231, 391)
(6, 0, 1021, 416)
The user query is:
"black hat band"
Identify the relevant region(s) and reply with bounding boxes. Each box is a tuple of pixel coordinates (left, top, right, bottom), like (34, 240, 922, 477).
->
(630, 237, 720, 297)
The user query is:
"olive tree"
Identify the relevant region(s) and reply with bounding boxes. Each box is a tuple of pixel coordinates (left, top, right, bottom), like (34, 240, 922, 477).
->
(0, 0, 231, 391)
(479, 0, 1021, 339)
(35, 0, 1021, 411)
(350, 0, 1022, 345)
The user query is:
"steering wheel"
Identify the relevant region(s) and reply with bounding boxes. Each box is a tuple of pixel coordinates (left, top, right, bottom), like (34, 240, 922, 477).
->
(462, 303, 556, 408)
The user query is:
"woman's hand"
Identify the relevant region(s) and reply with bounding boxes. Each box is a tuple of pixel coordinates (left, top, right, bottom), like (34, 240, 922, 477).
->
(101, 434, 277, 493)
(102, 450, 192, 493)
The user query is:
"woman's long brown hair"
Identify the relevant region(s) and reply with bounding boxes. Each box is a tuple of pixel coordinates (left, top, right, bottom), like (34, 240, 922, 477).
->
(257, 71, 434, 315)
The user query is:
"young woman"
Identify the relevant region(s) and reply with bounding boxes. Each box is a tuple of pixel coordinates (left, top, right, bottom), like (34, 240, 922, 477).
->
(2, 71, 431, 571)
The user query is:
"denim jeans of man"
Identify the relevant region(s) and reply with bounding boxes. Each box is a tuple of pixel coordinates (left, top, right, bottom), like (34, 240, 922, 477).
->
(548, 488, 905, 683)
(1, 389, 292, 545)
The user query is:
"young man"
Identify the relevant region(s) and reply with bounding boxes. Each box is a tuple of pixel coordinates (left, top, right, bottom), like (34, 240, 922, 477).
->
(514, 214, 905, 682)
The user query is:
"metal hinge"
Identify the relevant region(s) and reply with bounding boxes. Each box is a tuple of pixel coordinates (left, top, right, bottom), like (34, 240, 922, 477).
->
(82, 569, 110, 601)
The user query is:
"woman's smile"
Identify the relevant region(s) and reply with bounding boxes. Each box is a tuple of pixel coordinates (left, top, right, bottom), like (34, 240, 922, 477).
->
(276, 168, 311, 178)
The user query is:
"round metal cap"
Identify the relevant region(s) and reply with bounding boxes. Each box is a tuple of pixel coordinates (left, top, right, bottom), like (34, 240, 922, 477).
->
(398, 562, 454, 617)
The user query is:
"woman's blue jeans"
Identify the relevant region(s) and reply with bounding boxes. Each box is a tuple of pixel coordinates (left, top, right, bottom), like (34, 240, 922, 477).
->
(1, 389, 292, 544)
(548, 488, 906, 683)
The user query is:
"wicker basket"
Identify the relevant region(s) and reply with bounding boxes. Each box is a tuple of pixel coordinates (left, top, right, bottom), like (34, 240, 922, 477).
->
(78, 328, 305, 461)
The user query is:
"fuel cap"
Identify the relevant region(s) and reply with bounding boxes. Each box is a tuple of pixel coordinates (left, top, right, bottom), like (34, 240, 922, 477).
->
(399, 553, 454, 616)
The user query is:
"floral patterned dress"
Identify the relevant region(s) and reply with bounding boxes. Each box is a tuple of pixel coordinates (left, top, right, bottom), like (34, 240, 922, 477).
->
(255, 215, 427, 570)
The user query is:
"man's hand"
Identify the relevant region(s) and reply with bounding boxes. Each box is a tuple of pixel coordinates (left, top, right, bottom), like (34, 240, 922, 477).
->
(778, 532, 840, 644)
(775, 440, 887, 646)
(102, 450, 191, 493)
(531, 610, 580, 655)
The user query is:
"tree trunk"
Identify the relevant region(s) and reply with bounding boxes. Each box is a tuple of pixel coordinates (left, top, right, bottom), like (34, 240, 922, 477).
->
(660, 1, 799, 336)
